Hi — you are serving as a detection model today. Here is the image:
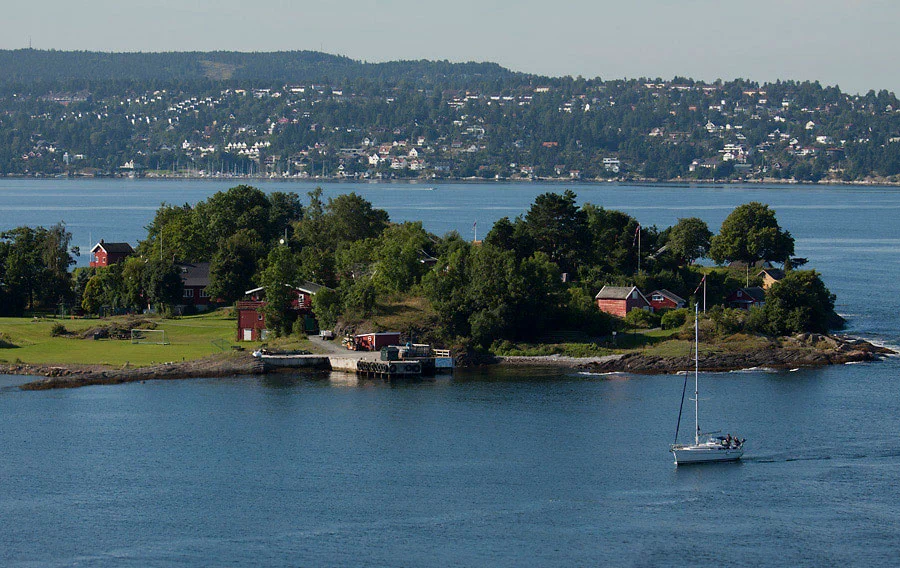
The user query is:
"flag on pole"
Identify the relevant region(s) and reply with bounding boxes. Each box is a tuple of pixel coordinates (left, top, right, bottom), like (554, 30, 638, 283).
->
(693, 274, 707, 295)
(632, 224, 641, 247)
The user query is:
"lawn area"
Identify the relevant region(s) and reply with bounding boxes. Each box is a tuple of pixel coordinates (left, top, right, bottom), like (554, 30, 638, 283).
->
(0, 310, 270, 367)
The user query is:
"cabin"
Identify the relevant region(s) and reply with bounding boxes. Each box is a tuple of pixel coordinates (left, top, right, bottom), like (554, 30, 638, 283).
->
(176, 261, 213, 311)
(236, 282, 327, 341)
(726, 287, 766, 310)
(648, 289, 686, 311)
(595, 286, 651, 318)
(89, 240, 134, 268)
(757, 268, 786, 290)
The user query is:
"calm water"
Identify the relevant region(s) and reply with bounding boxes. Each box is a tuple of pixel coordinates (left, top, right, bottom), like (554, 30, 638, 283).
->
(2, 180, 900, 566)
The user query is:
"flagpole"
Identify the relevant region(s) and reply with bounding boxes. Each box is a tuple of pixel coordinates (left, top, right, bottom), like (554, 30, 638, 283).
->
(703, 276, 707, 313)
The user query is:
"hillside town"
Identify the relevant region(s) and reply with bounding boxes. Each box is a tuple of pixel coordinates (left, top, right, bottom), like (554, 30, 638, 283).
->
(4, 72, 900, 183)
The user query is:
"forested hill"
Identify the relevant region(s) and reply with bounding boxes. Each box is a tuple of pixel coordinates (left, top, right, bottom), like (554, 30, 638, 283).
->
(0, 49, 520, 86)
(2, 50, 900, 183)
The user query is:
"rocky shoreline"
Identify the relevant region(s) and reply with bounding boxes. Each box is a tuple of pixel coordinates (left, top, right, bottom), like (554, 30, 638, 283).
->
(496, 334, 895, 374)
(5, 334, 894, 390)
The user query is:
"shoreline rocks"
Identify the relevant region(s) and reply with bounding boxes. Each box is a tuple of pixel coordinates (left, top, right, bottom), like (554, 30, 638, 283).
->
(6, 335, 894, 390)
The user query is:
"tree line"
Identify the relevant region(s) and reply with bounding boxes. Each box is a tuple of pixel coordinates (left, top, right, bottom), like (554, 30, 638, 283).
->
(0, 185, 839, 347)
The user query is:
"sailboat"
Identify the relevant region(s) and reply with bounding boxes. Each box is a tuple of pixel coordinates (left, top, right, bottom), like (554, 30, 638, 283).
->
(671, 306, 744, 465)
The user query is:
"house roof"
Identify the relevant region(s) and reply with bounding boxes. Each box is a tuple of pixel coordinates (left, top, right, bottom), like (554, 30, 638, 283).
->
(729, 287, 766, 303)
(650, 289, 686, 304)
(595, 285, 647, 301)
(90, 240, 134, 254)
(757, 268, 785, 281)
(176, 261, 210, 287)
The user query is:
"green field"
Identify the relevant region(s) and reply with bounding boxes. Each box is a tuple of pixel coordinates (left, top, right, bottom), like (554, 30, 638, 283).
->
(0, 311, 271, 367)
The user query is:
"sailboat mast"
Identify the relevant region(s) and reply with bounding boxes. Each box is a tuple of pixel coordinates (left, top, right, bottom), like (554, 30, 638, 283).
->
(695, 305, 700, 446)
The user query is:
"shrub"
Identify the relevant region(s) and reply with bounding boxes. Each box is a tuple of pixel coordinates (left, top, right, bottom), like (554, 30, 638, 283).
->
(50, 323, 69, 337)
(661, 308, 689, 330)
(623, 308, 661, 329)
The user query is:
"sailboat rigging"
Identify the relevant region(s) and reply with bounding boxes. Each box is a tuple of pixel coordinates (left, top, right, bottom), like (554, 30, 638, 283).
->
(671, 306, 745, 465)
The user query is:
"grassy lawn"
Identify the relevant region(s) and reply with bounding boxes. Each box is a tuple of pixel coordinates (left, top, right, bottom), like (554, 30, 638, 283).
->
(0, 310, 274, 367)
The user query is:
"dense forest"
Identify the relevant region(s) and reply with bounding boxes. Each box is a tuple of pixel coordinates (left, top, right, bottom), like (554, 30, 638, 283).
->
(2, 49, 900, 182)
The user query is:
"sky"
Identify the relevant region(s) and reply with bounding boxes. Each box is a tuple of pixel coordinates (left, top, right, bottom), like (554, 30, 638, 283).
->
(2, 0, 896, 95)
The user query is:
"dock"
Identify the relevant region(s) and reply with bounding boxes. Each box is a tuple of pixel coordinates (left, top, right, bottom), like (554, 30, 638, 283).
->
(255, 351, 453, 379)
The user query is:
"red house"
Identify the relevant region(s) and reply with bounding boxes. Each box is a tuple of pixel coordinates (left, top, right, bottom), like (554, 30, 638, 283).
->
(648, 289, 686, 311)
(595, 286, 651, 318)
(726, 287, 766, 310)
(89, 240, 134, 268)
(176, 261, 213, 311)
(236, 282, 326, 341)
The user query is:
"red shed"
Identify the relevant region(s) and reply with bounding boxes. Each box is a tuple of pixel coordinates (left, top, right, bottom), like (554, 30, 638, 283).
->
(89, 240, 134, 268)
(354, 332, 402, 351)
(595, 286, 651, 318)
(648, 289, 686, 311)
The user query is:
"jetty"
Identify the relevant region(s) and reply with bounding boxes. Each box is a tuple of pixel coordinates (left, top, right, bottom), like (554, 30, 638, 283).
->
(254, 347, 453, 379)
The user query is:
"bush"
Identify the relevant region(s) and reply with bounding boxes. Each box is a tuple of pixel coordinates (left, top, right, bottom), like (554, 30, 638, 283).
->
(660, 308, 689, 330)
(623, 308, 661, 329)
(0, 332, 17, 348)
(50, 323, 69, 337)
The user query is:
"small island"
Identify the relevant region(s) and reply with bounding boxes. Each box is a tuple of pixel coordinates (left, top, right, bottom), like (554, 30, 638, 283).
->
(0, 185, 893, 390)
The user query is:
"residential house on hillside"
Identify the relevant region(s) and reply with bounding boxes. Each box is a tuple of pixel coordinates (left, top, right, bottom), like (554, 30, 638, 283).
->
(89, 240, 134, 268)
(726, 287, 766, 310)
(595, 286, 651, 318)
(175, 261, 213, 312)
(757, 268, 785, 290)
(648, 289, 686, 311)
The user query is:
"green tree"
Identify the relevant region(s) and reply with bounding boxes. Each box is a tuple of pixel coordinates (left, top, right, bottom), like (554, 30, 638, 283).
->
(81, 275, 104, 315)
(762, 270, 837, 335)
(709, 202, 795, 267)
(372, 222, 432, 293)
(666, 217, 712, 265)
(523, 189, 587, 274)
(259, 246, 300, 336)
(142, 258, 183, 311)
(207, 229, 265, 304)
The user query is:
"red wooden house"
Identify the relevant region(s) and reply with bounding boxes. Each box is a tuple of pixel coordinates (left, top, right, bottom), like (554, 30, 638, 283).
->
(648, 289, 686, 311)
(236, 282, 326, 341)
(726, 287, 766, 310)
(595, 286, 651, 318)
(176, 261, 214, 311)
(89, 240, 134, 268)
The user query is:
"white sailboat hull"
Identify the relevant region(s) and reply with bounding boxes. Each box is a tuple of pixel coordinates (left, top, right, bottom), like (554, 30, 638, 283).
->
(672, 444, 743, 465)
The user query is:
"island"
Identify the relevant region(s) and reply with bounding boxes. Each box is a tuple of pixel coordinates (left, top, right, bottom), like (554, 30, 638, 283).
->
(1, 185, 893, 390)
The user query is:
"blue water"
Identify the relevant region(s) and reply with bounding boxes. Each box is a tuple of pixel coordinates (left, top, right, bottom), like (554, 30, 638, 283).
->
(2, 180, 900, 566)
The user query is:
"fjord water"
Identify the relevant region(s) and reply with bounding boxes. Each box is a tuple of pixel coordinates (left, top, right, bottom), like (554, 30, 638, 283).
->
(1, 180, 899, 566)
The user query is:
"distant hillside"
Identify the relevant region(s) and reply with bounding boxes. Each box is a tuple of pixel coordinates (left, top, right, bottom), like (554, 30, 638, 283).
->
(0, 49, 521, 86)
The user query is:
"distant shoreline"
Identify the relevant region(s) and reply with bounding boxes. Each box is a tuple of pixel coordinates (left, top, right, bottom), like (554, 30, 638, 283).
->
(2, 173, 900, 187)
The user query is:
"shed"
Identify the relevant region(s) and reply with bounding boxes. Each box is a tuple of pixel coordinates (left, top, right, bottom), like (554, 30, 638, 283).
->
(595, 286, 651, 318)
(354, 332, 402, 351)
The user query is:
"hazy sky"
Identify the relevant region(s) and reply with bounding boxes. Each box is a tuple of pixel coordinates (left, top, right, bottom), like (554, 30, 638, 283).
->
(3, 0, 896, 94)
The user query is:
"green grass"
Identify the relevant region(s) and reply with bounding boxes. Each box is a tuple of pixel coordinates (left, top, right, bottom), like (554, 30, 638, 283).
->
(0, 310, 277, 367)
